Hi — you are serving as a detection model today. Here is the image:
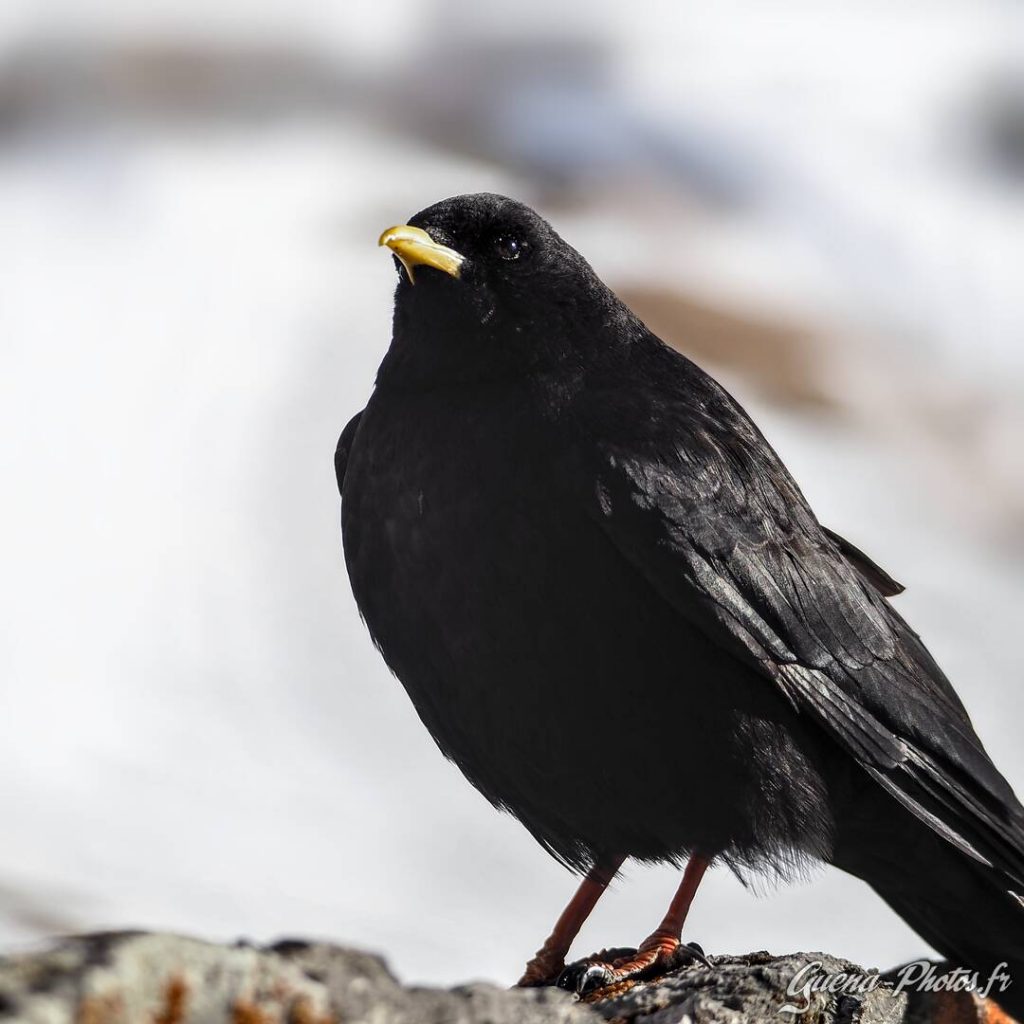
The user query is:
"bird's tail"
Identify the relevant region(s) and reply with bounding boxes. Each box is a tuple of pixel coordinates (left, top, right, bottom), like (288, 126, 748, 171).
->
(833, 785, 1024, 1020)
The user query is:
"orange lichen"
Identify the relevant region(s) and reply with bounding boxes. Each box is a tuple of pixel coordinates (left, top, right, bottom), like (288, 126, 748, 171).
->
(287, 996, 336, 1024)
(231, 999, 276, 1024)
(981, 995, 1020, 1024)
(153, 976, 188, 1024)
(76, 993, 124, 1024)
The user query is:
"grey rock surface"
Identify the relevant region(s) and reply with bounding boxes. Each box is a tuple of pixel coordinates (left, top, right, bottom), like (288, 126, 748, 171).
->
(0, 932, 589, 1024)
(0, 932, 986, 1024)
(584, 951, 908, 1024)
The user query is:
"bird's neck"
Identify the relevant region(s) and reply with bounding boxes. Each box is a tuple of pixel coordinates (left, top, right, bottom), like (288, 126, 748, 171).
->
(375, 288, 641, 393)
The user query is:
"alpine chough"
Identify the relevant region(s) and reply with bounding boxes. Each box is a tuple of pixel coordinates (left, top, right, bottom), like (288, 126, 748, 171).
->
(337, 194, 1024, 1007)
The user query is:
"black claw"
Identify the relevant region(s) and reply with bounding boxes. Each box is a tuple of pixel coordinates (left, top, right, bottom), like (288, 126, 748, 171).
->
(577, 964, 614, 996)
(555, 962, 589, 991)
(678, 940, 713, 968)
(557, 948, 637, 994)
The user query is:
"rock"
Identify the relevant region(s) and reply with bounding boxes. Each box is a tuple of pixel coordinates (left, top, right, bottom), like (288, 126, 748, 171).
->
(0, 933, 1009, 1024)
(0, 933, 589, 1024)
(581, 951, 908, 1024)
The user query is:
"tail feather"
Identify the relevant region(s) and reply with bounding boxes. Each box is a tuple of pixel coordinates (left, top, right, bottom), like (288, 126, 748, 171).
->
(872, 858, 1024, 1018)
(834, 780, 1024, 1020)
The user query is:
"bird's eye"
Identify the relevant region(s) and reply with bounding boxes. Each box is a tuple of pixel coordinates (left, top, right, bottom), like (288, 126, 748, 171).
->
(494, 235, 527, 261)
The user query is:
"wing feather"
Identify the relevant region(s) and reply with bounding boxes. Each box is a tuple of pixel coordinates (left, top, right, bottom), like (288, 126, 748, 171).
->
(562, 350, 1024, 886)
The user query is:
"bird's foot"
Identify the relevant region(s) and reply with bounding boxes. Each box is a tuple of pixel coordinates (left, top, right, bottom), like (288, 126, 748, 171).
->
(557, 935, 711, 997)
(516, 946, 567, 987)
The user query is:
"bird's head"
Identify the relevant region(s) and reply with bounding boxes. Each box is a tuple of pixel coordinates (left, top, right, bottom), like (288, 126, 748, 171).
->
(375, 193, 623, 387)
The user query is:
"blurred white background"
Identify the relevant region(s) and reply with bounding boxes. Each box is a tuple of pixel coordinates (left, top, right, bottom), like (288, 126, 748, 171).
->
(1, 0, 1022, 987)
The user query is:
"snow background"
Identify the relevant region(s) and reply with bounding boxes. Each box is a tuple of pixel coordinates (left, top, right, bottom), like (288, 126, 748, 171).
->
(1, 0, 1022, 987)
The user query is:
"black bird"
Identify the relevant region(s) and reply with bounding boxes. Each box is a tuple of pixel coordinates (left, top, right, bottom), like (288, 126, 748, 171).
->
(337, 193, 1024, 1008)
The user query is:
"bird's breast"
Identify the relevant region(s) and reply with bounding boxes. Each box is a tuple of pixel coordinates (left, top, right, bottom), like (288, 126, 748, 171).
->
(342, 385, 663, 723)
(340, 384, 829, 865)
(343, 386, 580, 664)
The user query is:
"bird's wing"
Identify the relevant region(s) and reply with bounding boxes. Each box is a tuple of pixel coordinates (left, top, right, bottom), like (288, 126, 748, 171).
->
(335, 410, 364, 496)
(562, 356, 1024, 884)
(819, 526, 904, 597)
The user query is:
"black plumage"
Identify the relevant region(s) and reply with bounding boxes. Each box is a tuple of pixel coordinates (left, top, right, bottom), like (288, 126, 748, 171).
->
(338, 193, 1024, 1007)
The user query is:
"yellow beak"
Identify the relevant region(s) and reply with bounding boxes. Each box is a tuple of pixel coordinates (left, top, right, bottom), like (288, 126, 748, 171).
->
(378, 225, 465, 284)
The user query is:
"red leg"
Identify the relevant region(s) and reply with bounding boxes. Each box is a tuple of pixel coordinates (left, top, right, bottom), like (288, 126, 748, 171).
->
(517, 857, 624, 986)
(643, 853, 710, 950)
(570, 854, 712, 995)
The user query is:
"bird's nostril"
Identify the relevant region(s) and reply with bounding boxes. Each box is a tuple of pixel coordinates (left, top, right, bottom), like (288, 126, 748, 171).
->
(423, 225, 454, 248)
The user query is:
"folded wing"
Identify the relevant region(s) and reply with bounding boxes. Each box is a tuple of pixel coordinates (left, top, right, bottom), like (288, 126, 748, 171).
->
(564, 351, 1024, 887)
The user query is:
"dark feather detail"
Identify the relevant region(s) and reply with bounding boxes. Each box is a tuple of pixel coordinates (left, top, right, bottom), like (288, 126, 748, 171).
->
(563, 338, 1024, 897)
(335, 410, 364, 496)
(822, 526, 905, 597)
